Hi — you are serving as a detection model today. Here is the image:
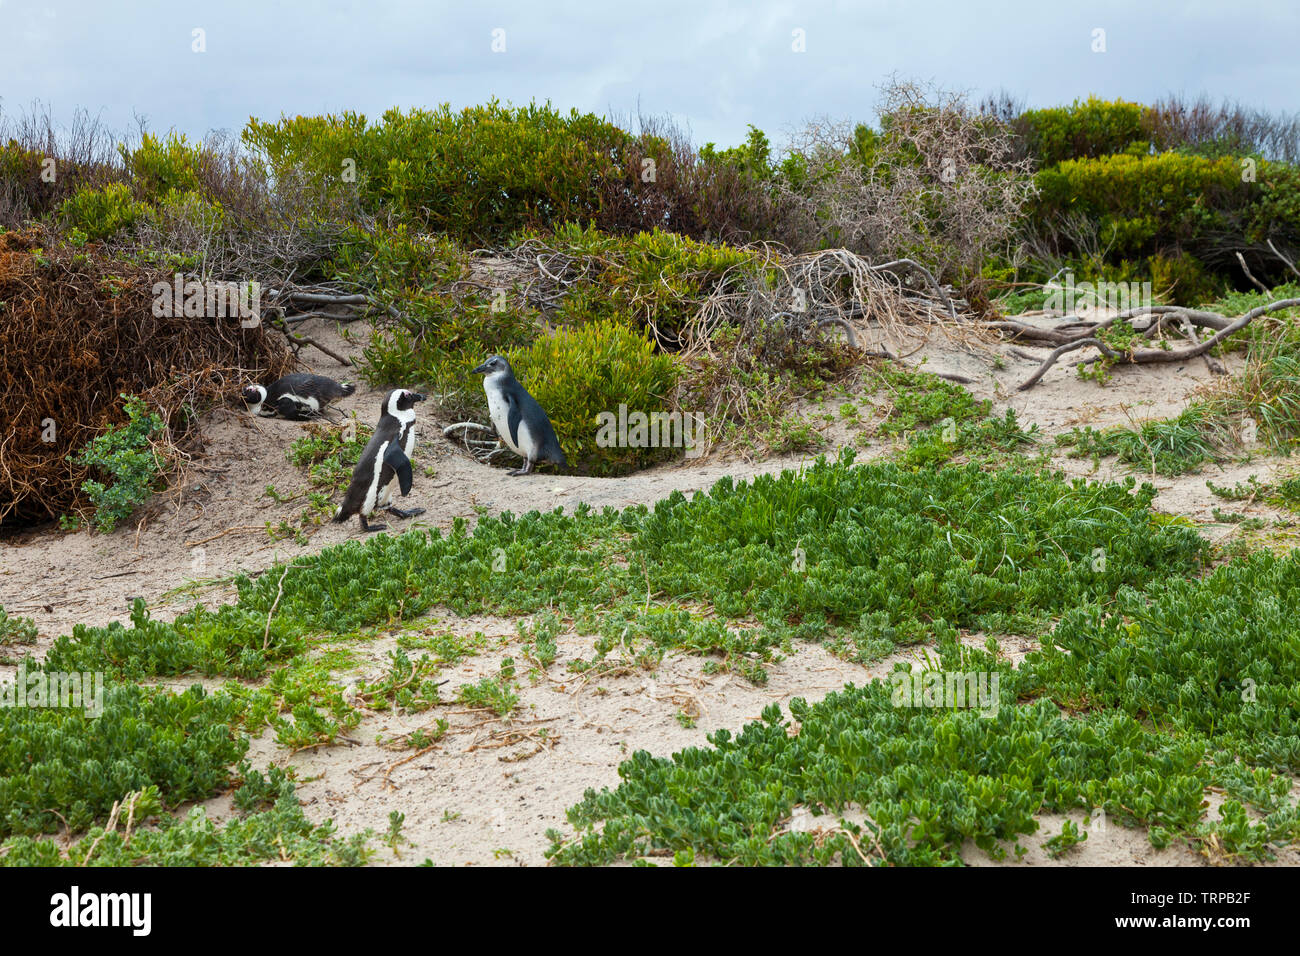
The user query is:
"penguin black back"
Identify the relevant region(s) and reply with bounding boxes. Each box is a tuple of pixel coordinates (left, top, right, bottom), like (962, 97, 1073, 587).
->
(242, 373, 355, 420)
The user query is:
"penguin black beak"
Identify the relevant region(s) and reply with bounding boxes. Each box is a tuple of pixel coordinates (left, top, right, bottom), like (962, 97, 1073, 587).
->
(412, 392, 426, 402)
(471, 361, 490, 375)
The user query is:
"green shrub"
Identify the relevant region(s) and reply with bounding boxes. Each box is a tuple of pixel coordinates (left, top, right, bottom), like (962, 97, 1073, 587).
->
(0, 683, 247, 837)
(630, 454, 1206, 637)
(1148, 250, 1222, 305)
(508, 318, 682, 475)
(1028, 149, 1300, 293)
(361, 294, 542, 420)
(1023, 548, 1300, 771)
(1055, 406, 1228, 476)
(118, 132, 205, 202)
(0, 606, 38, 646)
(58, 182, 149, 241)
(1033, 152, 1249, 258)
(145, 186, 225, 235)
(548, 687, 1211, 866)
(68, 394, 166, 532)
(1015, 97, 1149, 166)
(339, 224, 542, 418)
(0, 780, 371, 866)
(871, 366, 990, 436)
(538, 223, 760, 347)
(329, 223, 468, 301)
(244, 102, 634, 242)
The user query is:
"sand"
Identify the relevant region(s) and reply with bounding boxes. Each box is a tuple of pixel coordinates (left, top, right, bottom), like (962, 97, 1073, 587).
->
(4, 313, 1296, 866)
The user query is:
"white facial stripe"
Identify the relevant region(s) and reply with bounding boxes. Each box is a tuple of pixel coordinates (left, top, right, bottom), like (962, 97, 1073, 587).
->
(387, 390, 416, 423)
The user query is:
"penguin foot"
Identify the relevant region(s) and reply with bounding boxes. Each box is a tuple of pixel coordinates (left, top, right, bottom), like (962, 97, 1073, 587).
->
(358, 515, 387, 533)
(506, 462, 534, 476)
(386, 506, 425, 519)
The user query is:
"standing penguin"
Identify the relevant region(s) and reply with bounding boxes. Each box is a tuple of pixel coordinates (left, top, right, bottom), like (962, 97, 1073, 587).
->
(471, 355, 567, 476)
(333, 388, 426, 533)
(242, 373, 355, 421)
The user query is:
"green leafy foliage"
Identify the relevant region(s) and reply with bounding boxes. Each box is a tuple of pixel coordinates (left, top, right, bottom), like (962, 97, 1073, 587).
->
(508, 318, 681, 474)
(897, 409, 1038, 469)
(0, 779, 371, 866)
(1022, 548, 1300, 771)
(628, 452, 1205, 640)
(548, 684, 1209, 866)
(354, 650, 445, 714)
(871, 366, 989, 437)
(0, 606, 38, 647)
(1015, 96, 1149, 167)
(58, 182, 150, 241)
(0, 683, 246, 838)
(1055, 406, 1227, 476)
(243, 102, 634, 243)
(117, 132, 205, 201)
(534, 222, 759, 345)
(67, 394, 166, 532)
(286, 421, 373, 491)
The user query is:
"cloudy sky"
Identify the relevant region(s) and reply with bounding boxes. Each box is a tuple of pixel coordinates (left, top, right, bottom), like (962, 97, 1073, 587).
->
(2, 0, 1297, 151)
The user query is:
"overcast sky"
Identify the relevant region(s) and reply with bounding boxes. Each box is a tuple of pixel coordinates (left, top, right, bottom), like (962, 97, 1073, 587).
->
(3, 0, 1298, 152)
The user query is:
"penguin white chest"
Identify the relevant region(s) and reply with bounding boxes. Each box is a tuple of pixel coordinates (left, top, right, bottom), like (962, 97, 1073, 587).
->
(365, 440, 392, 513)
(378, 423, 416, 508)
(485, 380, 537, 457)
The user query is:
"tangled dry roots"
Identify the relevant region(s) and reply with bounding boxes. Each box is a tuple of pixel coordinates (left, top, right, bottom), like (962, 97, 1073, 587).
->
(0, 227, 295, 529)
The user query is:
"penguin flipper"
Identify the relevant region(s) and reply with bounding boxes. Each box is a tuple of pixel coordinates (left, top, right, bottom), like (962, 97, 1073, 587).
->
(275, 396, 313, 421)
(383, 443, 414, 495)
(506, 392, 524, 451)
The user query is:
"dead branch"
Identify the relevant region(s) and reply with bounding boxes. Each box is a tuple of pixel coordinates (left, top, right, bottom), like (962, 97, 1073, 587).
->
(1235, 251, 1271, 294)
(1017, 298, 1300, 390)
(1267, 239, 1300, 279)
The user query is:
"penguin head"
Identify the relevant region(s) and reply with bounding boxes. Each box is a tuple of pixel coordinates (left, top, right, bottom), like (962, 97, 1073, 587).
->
(472, 355, 512, 377)
(241, 384, 267, 406)
(384, 388, 425, 418)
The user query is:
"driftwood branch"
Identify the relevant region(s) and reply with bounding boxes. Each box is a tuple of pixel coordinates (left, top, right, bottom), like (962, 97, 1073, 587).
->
(1016, 298, 1300, 391)
(268, 316, 352, 367)
(268, 286, 421, 334)
(871, 258, 957, 319)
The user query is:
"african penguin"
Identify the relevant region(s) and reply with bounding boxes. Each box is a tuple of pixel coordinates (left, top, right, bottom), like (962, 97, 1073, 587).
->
(471, 355, 567, 475)
(242, 373, 355, 421)
(333, 388, 426, 533)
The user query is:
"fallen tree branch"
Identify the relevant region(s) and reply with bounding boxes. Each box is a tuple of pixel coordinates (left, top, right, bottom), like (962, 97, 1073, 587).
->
(268, 316, 352, 366)
(870, 258, 957, 319)
(1017, 298, 1300, 390)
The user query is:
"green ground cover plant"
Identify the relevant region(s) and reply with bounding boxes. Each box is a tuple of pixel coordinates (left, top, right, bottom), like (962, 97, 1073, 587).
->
(66, 394, 166, 532)
(547, 545, 1300, 864)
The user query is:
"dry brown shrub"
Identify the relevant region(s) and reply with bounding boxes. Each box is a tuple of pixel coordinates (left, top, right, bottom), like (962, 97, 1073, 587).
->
(779, 79, 1037, 296)
(0, 227, 294, 529)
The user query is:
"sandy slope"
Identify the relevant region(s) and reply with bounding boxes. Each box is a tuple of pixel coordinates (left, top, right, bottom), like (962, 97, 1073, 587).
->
(3, 314, 1296, 866)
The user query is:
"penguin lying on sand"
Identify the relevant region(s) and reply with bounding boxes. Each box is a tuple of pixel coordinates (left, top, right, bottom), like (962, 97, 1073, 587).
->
(471, 355, 567, 475)
(333, 388, 426, 533)
(242, 373, 355, 421)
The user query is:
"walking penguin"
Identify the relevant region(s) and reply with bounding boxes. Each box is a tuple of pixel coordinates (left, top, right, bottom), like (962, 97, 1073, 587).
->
(471, 355, 567, 475)
(242, 373, 355, 421)
(333, 388, 426, 532)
